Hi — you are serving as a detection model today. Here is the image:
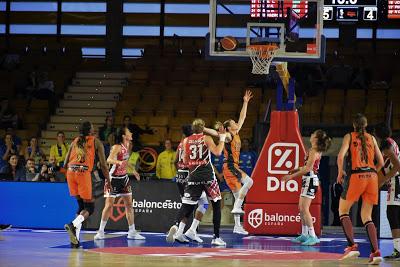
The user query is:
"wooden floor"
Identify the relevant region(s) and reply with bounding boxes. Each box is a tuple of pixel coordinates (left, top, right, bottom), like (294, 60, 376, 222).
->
(0, 228, 399, 267)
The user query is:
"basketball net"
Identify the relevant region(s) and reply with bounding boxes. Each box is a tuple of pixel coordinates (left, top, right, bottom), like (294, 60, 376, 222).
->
(247, 45, 279, 75)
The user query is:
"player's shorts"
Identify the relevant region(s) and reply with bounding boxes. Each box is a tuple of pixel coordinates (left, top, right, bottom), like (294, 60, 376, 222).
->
(387, 205, 400, 230)
(300, 172, 319, 199)
(175, 169, 189, 197)
(104, 174, 132, 198)
(223, 163, 245, 192)
(66, 169, 92, 200)
(182, 179, 221, 205)
(341, 170, 378, 205)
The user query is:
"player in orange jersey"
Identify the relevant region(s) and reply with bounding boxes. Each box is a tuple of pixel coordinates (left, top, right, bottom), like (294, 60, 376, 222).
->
(337, 114, 384, 264)
(205, 90, 254, 235)
(63, 121, 110, 248)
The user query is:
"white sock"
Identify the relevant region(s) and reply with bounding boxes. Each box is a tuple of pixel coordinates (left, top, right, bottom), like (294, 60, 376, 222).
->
(75, 224, 81, 241)
(394, 238, 400, 251)
(73, 215, 85, 228)
(234, 214, 241, 227)
(189, 219, 200, 232)
(128, 224, 135, 232)
(177, 221, 186, 235)
(234, 198, 244, 210)
(308, 226, 316, 238)
(301, 224, 307, 236)
(99, 220, 107, 232)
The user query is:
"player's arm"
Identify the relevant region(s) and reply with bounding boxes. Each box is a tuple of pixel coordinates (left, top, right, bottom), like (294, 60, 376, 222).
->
(337, 134, 351, 183)
(237, 90, 253, 131)
(95, 138, 110, 182)
(204, 133, 226, 157)
(372, 136, 384, 172)
(203, 127, 219, 137)
(63, 144, 73, 169)
(107, 144, 122, 166)
(282, 149, 318, 181)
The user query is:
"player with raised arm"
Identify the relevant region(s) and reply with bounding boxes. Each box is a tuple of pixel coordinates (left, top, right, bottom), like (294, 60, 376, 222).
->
(166, 119, 227, 246)
(282, 130, 331, 246)
(94, 127, 144, 240)
(374, 123, 400, 260)
(204, 90, 254, 235)
(337, 114, 384, 264)
(64, 121, 110, 248)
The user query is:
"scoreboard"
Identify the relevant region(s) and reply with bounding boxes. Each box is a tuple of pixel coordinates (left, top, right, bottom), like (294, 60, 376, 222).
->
(388, 0, 400, 19)
(250, 1, 400, 21)
(324, 0, 378, 21)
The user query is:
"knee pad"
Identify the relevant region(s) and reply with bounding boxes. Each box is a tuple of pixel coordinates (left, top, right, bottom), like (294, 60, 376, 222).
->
(83, 202, 95, 216)
(196, 197, 209, 214)
(76, 199, 84, 214)
(242, 175, 254, 188)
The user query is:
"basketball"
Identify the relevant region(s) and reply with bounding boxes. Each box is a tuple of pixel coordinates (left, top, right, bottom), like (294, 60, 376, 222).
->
(221, 36, 238, 51)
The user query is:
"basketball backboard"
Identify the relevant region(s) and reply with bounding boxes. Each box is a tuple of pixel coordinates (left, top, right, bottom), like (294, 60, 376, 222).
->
(207, 0, 325, 63)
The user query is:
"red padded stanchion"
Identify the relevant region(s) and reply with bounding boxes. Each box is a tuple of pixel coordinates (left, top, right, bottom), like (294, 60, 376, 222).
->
(244, 110, 322, 235)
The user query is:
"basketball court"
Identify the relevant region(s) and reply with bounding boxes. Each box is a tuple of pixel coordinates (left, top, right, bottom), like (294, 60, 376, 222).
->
(0, 228, 398, 267)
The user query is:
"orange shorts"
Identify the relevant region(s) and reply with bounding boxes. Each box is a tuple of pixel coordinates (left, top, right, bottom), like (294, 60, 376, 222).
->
(223, 163, 246, 192)
(66, 170, 92, 200)
(341, 172, 378, 205)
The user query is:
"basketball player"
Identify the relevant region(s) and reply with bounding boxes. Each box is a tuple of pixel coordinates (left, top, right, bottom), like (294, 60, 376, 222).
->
(167, 119, 227, 246)
(204, 90, 254, 235)
(94, 127, 144, 240)
(374, 123, 400, 260)
(283, 130, 331, 246)
(337, 114, 384, 264)
(172, 125, 208, 243)
(64, 121, 110, 248)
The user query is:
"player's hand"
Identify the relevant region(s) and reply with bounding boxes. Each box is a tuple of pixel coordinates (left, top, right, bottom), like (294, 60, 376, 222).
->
(243, 90, 254, 103)
(133, 171, 140, 181)
(337, 170, 346, 184)
(281, 175, 291, 182)
(105, 179, 111, 191)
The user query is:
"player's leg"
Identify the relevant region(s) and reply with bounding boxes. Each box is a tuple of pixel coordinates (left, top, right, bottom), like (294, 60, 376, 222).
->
(385, 205, 400, 259)
(204, 179, 226, 246)
(122, 194, 145, 240)
(299, 197, 319, 245)
(361, 173, 382, 265)
(232, 171, 253, 213)
(291, 197, 308, 243)
(338, 197, 359, 260)
(185, 192, 208, 243)
(94, 196, 115, 240)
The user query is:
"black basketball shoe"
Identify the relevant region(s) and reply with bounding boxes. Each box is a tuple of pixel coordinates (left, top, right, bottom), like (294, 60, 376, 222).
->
(64, 223, 79, 245)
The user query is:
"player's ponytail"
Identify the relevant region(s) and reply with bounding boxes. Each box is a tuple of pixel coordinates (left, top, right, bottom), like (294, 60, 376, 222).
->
(353, 113, 368, 163)
(315, 129, 331, 152)
(75, 121, 92, 162)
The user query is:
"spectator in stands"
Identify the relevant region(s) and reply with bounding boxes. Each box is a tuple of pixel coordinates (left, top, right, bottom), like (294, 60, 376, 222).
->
(0, 133, 18, 170)
(32, 161, 56, 182)
(49, 131, 69, 168)
(0, 153, 25, 181)
(99, 115, 117, 145)
(121, 115, 154, 150)
(24, 137, 45, 168)
(0, 99, 19, 129)
(25, 158, 38, 181)
(156, 139, 176, 180)
(5, 127, 22, 154)
(239, 138, 258, 177)
(127, 148, 140, 175)
(104, 132, 116, 158)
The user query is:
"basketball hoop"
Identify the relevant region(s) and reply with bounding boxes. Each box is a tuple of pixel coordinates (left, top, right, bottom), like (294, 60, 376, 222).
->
(247, 44, 279, 75)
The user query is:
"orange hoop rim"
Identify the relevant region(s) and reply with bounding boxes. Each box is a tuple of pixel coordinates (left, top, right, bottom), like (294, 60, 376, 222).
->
(247, 44, 279, 59)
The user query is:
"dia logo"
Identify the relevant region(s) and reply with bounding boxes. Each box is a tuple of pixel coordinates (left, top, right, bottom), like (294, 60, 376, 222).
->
(248, 209, 263, 228)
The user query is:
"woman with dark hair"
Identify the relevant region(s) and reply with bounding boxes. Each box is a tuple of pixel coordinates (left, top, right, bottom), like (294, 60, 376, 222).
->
(0, 153, 25, 181)
(0, 133, 17, 170)
(337, 114, 384, 264)
(374, 123, 400, 260)
(24, 137, 45, 168)
(64, 121, 110, 248)
(282, 129, 331, 246)
(98, 115, 117, 144)
(94, 127, 144, 240)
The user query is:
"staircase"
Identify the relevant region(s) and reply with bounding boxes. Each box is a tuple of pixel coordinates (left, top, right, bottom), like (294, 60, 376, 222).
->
(40, 71, 131, 156)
